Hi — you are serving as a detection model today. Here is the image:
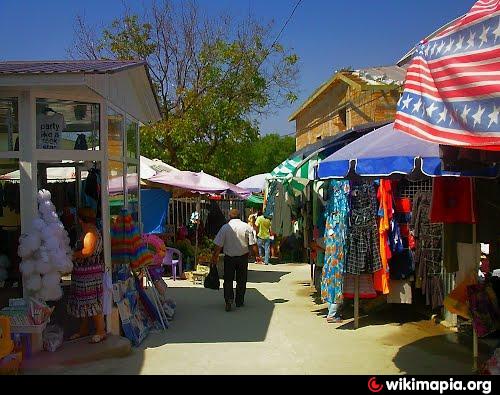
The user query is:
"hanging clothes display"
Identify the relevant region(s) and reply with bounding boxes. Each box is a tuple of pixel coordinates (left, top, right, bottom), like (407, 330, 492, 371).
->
(411, 190, 444, 309)
(263, 180, 278, 218)
(389, 196, 415, 280)
(321, 180, 349, 307)
(374, 179, 392, 294)
(271, 182, 293, 237)
(346, 182, 381, 275)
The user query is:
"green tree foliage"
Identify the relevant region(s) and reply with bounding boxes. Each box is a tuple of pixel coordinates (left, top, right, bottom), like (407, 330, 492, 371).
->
(215, 133, 296, 184)
(70, 1, 299, 182)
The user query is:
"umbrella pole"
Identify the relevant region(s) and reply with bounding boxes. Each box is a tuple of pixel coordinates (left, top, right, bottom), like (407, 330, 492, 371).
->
(354, 274, 360, 329)
(195, 196, 201, 267)
(472, 220, 478, 372)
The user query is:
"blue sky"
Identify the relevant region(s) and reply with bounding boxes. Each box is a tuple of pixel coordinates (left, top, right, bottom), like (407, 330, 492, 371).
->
(0, 0, 475, 136)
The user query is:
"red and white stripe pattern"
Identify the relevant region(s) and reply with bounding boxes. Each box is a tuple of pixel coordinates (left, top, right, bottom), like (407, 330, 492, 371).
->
(395, 0, 500, 150)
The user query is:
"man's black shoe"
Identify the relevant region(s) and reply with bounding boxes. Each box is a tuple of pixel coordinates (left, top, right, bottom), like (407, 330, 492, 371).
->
(225, 301, 232, 312)
(235, 303, 244, 308)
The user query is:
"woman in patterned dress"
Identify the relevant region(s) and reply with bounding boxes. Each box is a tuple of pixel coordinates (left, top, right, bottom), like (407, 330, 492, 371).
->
(67, 208, 106, 343)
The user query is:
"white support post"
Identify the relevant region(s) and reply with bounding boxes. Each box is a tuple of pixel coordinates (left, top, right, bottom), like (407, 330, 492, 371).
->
(472, 221, 478, 372)
(100, 100, 113, 333)
(18, 89, 37, 233)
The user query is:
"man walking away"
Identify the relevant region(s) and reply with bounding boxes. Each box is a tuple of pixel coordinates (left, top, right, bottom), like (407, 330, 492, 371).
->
(212, 209, 258, 312)
(254, 212, 272, 265)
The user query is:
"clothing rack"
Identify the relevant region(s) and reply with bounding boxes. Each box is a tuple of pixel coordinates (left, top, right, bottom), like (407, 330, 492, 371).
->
(353, 178, 435, 330)
(396, 179, 433, 199)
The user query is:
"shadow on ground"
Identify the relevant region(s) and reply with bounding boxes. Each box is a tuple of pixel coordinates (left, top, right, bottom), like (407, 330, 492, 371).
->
(392, 332, 477, 374)
(142, 285, 277, 347)
(246, 268, 290, 284)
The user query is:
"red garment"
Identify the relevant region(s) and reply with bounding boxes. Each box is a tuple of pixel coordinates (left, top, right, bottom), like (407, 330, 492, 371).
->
(394, 197, 411, 213)
(430, 177, 477, 224)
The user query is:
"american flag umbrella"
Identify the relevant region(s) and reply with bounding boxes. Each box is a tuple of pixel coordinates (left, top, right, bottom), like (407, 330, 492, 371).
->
(394, 0, 500, 151)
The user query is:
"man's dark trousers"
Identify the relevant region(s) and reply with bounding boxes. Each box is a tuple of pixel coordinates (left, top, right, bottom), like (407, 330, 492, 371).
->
(223, 254, 249, 306)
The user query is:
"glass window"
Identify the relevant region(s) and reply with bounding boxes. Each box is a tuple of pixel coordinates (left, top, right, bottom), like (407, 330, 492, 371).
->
(35, 99, 100, 150)
(0, 159, 22, 288)
(108, 160, 124, 219)
(108, 109, 123, 158)
(0, 98, 19, 152)
(126, 164, 139, 222)
(126, 119, 139, 159)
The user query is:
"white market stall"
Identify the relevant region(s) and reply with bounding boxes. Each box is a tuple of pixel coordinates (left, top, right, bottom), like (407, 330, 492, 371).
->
(0, 60, 161, 331)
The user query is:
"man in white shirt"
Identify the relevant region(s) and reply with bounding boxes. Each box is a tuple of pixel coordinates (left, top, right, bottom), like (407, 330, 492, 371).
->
(212, 209, 258, 312)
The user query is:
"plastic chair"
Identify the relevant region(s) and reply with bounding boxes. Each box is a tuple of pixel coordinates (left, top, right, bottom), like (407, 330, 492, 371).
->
(162, 247, 183, 281)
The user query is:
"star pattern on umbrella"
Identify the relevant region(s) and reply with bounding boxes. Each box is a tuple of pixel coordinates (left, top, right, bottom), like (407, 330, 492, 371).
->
(479, 24, 490, 47)
(412, 98, 423, 114)
(426, 102, 438, 118)
(472, 105, 485, 127)
(444, 38, 454, 53)
(461, 105, 471, 124)
(488, 105, 499, 128)
(466, 30, 476, 50)
(454, 35, 464, 52)
(493, 17, 500, 43)
(437, 107, 448, 124)
(401, 95, 413, 110)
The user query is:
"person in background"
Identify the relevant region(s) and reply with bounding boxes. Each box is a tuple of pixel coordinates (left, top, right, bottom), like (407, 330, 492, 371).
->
(254, 211, 272, 265)
(247, 210, 259, 262)
(212, 209, 258, 312)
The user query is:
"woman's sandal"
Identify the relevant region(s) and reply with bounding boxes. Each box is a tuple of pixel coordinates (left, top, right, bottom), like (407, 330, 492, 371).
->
(89, 334, 107, 344)
(326, 316, 343, 324)
(69, 333, 87, 340)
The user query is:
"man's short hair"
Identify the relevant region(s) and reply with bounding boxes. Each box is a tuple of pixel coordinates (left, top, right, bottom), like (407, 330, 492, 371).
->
(229, 208, 240, 219)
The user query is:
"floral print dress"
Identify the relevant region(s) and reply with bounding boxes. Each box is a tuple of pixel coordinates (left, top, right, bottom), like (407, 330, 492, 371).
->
(321, 180, 350, 305)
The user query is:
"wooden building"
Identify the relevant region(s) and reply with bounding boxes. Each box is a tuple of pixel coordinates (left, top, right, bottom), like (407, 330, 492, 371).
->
(290, 66, 406, 150)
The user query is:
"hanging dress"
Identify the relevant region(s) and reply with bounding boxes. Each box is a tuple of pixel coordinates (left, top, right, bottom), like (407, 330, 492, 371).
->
(67, 228, 104, 318)
(346, 182, 382, 275)
(321, 180, 350, 305)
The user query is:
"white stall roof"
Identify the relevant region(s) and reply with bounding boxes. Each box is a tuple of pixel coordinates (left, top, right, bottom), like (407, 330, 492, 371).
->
(0, 60, 162, 123)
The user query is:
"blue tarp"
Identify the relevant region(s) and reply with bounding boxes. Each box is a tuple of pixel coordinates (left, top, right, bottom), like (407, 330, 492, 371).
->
(317, 123, 499, 179)
(140, 189, 171, 234)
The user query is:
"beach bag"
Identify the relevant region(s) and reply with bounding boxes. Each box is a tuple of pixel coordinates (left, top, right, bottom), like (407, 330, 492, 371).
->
(204, 265, 220, 290)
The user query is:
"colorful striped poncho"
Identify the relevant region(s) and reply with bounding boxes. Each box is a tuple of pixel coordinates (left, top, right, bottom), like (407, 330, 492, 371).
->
(111, 208, 153, 270)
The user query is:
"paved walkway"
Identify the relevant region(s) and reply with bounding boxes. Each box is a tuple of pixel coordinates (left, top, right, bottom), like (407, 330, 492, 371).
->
(45, 263, 475, 374)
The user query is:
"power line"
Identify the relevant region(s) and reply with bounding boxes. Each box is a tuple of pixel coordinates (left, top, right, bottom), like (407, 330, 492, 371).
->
(271, 0, 303, 49)
(256, 0, 303, 71)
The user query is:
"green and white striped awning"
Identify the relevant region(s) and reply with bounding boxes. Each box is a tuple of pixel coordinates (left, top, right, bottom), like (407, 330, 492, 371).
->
(268, 156, 308, 196)
(269, 156, 303, 179)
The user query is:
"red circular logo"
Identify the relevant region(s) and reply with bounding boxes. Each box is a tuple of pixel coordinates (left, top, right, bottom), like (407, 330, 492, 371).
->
(368, 377, 384, 393)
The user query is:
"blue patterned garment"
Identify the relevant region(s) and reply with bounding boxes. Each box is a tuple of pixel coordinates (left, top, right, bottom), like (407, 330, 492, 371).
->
(321, 180, 350, 305)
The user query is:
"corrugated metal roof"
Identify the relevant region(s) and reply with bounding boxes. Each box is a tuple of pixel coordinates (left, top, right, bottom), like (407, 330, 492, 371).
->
(354, 65, 406, 85)
(0, 60, 146, 74)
